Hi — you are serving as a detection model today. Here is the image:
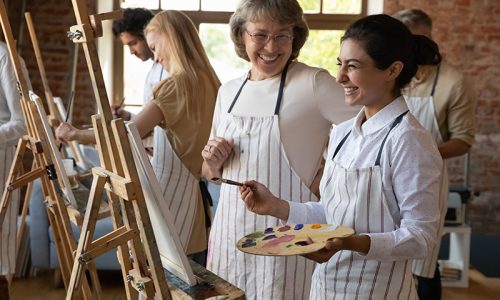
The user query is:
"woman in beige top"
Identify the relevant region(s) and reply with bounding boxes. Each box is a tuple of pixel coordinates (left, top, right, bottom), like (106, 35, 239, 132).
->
(56, 10, 220, 263)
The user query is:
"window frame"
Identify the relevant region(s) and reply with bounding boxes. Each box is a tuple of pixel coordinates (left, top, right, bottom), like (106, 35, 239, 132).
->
(111, 0, 367, 105)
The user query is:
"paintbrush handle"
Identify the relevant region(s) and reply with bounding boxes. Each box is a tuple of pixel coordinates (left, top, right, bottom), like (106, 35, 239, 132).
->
(211, 177, 244, 186)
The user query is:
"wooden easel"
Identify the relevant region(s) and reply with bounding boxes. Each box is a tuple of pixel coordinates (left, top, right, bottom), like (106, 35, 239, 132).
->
(0, 1, 98, 298)
(67, 1, 245, 299)
(66, 1, 171, 299)
(24, 11, 87, 169)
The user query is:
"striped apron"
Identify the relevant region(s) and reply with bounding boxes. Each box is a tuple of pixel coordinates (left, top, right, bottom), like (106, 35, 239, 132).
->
(0, 145, 19, 276)
(150, 126, 198, 250)
(207, 65, 317, 299)
(405, 65, 448, 278)
(311, 111, 418, 299)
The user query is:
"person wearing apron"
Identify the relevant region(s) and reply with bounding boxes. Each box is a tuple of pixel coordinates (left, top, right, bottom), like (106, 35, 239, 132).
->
(405, 65, 449, 298)
(0, 41, 31, 297)
(56, 11, 220, 264)
(201, 1, 357, 298)
(240, 14, 444, 299)
(394, 9, 477, 299)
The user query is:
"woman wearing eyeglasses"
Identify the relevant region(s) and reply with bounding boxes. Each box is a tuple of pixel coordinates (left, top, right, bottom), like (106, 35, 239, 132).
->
(201, 0, 357, 298)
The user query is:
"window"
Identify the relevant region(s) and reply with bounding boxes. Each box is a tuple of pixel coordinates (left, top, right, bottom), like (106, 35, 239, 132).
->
(119, 0, 366, 107)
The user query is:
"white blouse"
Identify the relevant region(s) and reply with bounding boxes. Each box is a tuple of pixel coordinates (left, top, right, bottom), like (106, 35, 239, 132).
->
(288, 97, 442, 261)
(211, 61, 359, 186)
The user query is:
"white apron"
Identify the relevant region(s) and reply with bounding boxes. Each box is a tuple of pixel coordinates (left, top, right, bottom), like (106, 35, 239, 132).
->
(405, 66, 449, 278)
(311, 111, 418, 299)
(0, 145, 19, 276)
(207, 65, 317, 300)
(150, 126, 198, 250)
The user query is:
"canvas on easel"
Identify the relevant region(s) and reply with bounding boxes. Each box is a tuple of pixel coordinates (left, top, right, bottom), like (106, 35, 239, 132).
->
(30, 92, 79, 209)
(126, 122, 197, 286)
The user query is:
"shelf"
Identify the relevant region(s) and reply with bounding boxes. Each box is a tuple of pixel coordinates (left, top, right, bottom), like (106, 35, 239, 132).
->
(440, 225, 471, 288)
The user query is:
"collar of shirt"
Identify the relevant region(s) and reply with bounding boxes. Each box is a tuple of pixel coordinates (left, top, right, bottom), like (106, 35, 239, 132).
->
(352, 96, 409, 137)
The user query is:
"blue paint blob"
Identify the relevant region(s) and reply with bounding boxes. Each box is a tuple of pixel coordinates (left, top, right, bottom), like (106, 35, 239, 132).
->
(262, 234, 277, 240)
(294, 224, 304, 230)
(264, 227, 274, 234)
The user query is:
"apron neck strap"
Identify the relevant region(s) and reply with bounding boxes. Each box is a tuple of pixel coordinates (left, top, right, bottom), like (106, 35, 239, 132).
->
(430, 64, 441, 97)
(227, 62, 290, 115)
(332, 111, 410, 165)
(374, 110, 409, 166)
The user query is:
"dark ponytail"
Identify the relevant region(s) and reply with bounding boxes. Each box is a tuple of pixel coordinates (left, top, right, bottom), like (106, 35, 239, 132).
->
(413, 34, 441, 65)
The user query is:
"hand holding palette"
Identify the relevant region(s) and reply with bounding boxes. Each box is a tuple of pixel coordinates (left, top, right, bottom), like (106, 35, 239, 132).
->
(237, 224, 355, 256)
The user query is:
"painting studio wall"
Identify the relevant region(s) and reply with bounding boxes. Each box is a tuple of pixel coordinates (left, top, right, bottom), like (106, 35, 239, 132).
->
(4, 0, 499, 241)
(5, 0, 97, 127)
(385, 0, 500, 236)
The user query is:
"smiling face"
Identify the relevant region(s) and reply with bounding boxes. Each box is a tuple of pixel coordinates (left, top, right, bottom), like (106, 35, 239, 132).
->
(119, 32, 152, 61)
(145, 31, 169, 71)
(336, 38, 401, 118)
(244, 20, 293, 81)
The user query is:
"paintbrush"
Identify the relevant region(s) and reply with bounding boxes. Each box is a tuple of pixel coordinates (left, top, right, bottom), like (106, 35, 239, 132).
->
(211, 177, 244, 187)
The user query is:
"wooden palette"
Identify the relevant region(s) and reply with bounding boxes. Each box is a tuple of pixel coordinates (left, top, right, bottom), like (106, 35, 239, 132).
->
(237, 224, 355, 256)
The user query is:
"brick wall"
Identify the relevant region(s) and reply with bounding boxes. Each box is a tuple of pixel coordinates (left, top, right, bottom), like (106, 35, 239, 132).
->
(6, 0, 97, 127)
(385, 0, 500, 234)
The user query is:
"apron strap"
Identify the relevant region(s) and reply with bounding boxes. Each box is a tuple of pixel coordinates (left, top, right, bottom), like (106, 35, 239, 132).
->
(331, 131, 351, 159)
(430, 64, 441, 97)
(374, 110, 409, 166)
(227, 72, 250, 113)
(274, 62, 290, 115)
(199, 180, 213, 228)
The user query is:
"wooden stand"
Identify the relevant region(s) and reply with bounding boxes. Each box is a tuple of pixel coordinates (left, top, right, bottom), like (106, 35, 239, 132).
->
(67, 0, 245, 299)
(24, 11, 87, 168)
(0, 0, 98, 298)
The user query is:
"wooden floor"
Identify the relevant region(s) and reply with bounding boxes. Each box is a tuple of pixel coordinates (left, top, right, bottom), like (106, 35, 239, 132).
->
(8, 268, 500, 299)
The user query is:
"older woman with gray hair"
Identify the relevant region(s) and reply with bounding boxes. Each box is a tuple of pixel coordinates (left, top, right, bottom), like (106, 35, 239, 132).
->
(201, 0, 357, 298)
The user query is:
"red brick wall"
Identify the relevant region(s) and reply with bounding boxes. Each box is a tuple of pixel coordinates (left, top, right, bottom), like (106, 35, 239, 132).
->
(6, 0, 97, 127)
(385, 0, 500, 234)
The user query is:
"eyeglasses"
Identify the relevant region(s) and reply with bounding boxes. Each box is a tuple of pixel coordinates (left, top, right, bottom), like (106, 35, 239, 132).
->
(245, 31, 294, 45)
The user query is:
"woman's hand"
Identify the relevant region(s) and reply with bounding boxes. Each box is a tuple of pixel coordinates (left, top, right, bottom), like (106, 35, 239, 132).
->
(201, 137, 234, 177)
(55, 122, 77, 143)
(111, 103, 131, 120)
(302, 235, 371, 264)
(240, 180, 290, 220)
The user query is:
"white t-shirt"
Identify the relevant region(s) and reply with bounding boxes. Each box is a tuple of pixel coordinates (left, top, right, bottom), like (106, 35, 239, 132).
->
(211, 61, 359, 186)
(143, 62, 168, 104)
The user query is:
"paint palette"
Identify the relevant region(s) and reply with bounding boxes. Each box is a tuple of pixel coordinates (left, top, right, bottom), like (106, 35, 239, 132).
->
(237, 224, 355, 256)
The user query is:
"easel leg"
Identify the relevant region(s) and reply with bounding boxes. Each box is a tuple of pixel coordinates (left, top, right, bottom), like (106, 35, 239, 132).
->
(66, 172, 107, 299)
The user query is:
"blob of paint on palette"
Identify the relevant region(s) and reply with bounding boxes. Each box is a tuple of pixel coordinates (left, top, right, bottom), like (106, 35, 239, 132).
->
(236, 224, 355, 256)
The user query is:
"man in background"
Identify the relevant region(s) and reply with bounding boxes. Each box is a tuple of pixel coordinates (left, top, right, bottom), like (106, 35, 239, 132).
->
(111, 7, 168, 120)
(393, 8, 477, 300)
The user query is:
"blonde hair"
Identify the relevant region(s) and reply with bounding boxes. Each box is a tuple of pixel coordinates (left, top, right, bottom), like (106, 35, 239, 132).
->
(145, 10, 220, 122)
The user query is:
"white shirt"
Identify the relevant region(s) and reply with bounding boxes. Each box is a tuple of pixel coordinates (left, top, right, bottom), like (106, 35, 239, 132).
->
(289, 97, 442, 261)
(143, 62, 168, 104)
(211, 62, 359, 186)
(0, 42, 29, 148)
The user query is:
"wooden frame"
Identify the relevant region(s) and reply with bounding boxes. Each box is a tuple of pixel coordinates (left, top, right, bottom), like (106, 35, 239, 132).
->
(0, 1, 98, 298)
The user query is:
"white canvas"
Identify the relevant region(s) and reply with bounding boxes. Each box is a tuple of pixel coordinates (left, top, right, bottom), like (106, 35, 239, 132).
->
(126, 122, 197, 286)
